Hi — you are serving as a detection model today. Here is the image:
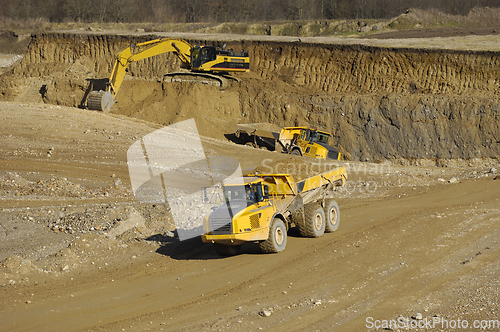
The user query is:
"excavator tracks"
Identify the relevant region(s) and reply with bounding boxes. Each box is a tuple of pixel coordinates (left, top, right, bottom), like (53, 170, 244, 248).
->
(162, 72, 237, 88)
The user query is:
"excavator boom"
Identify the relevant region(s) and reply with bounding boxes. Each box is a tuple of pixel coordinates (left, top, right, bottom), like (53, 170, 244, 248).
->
(108, 39, 193, 98)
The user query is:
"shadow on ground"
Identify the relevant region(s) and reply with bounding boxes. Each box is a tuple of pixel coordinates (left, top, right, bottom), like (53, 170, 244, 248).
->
(149, 226, 305, 260)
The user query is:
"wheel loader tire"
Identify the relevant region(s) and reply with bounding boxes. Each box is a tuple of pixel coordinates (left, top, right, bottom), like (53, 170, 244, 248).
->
(290, 149, 301, 156)
(324, 199, 340, 233)
(299, 203, 325, 238)
(259, 218, 287, 253)
(213, 243, 241, 257)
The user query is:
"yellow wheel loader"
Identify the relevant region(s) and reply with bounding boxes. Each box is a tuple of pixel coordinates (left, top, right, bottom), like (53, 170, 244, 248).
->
(235, 124, 342, 160)
(201, 167, 346, 256)
(87, 38, 250, 112)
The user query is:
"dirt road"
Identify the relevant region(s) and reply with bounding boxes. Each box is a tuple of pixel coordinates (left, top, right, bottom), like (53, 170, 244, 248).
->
(1, 102, 499, 331)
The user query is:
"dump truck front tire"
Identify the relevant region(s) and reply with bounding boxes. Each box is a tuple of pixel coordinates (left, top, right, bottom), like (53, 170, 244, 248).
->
(214, 243, 241, 257)
(260, 218, 287, 253)
(299, 203, 325, 238)
(324, 199, 340, 232)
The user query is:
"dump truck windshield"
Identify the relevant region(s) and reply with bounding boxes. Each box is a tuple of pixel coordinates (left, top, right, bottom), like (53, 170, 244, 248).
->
(307, 131, 330, 144)
(223, 184, 263, 206)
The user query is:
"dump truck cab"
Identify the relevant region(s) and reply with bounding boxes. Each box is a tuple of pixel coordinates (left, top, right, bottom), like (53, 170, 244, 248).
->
(202, 176, 278, 247)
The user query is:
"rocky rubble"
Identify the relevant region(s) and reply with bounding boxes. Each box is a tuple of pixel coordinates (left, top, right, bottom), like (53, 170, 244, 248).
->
(0, 171, 130, 198)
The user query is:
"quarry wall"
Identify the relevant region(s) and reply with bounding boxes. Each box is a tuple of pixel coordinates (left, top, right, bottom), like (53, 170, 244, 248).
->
(1, 32, 499, 161)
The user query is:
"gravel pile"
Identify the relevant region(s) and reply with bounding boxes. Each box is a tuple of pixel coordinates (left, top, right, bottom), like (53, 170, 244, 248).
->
(43, 204, 127, 234)
(0, 172, 130, 198)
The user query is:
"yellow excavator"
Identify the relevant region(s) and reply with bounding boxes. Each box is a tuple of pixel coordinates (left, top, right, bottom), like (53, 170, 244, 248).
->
(87, 38, 250, 112)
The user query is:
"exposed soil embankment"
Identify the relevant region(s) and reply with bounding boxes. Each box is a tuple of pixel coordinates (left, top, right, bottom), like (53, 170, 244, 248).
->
(1, 32, 499, 160)
(10, 33, 500, 95)
(254, 42, 500, 96)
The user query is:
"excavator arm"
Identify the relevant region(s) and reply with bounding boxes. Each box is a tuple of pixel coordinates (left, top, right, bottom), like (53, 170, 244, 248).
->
(87, 38, 194, 112)
(107, 38, 193, 98)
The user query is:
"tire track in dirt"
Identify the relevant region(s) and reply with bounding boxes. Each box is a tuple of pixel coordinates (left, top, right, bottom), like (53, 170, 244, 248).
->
(0, 221, 7, 243)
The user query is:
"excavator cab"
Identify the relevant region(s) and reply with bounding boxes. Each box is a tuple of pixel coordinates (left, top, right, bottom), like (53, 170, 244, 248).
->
(190, 46, 217, 70)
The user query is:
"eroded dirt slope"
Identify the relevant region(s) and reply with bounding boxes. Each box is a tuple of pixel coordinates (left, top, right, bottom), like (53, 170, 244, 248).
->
(8, 33, 500, 96)
(1, 32, 499, 161)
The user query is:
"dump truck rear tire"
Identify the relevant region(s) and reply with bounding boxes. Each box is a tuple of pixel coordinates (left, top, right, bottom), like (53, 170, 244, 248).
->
(299, 203, 325, 238)
(324, 199, 340, 232)
(260, 218, 287, 253)
(213, 243, 241, 257)
(291, 149, 301, 156)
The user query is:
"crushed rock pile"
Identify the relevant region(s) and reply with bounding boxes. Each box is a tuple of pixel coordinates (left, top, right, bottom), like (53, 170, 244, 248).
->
(0, 172, 130, 198)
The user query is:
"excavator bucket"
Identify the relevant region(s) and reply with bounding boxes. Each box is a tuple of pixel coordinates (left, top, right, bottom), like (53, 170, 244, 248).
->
(87, 91, 115, 113)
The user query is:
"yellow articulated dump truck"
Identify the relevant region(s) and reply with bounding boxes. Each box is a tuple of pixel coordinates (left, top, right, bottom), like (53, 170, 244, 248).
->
(201, 167, 347, 256)
(235, 124, 341, 160)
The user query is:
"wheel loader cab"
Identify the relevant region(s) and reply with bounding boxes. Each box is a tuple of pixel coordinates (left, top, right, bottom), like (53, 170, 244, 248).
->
(308, 130, 330, 144)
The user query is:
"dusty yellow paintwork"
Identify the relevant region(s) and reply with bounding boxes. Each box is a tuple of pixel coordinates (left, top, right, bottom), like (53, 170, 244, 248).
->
(106, 38, 250, 98)
(280, 127, 341, 160)
(201, 202, 275, 244)
(201, 177, 277, 244)
(201, 167, 347, 245)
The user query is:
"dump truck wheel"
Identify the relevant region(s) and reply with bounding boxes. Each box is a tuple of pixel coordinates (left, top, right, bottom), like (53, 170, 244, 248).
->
(213, 243, 241, 257)
(324, 199, 340, 233)
(290, 149, 301, 156)
(299, 203, 325, 238)
(260, 218, 287, 253)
